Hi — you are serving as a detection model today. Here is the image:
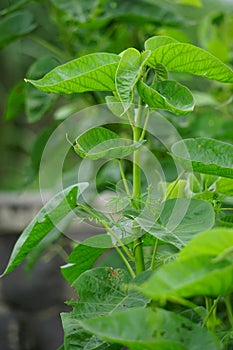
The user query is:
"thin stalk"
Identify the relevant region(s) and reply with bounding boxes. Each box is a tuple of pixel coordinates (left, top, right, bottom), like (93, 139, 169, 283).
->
(202, 296, 220, 329)
(224, 295, 233, 328)
(99, 220, 134, 261)
(29, 34, 70, 61)
(118, 159, 131, 197)
(170, 296, 205, 319)
(163, 170, 185, 201)
(132, 102, 145, 274)
(150, 238, 159, 270)
(139, 109, 150, 142)
(115, 246, 135, 278)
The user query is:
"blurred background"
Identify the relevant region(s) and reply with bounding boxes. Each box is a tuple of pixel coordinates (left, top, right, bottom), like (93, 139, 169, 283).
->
(0, 0, 233, 349)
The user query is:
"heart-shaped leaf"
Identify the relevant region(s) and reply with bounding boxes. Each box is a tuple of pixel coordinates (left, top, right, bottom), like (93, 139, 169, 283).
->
(171, 138, 233, 179)
(25, 53, 120, 94)
(138, 80, 194, 115)
(74, 127, 144, 160)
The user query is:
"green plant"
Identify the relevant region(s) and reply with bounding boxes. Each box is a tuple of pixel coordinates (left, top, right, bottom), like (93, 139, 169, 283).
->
(2, 35, 233, 349)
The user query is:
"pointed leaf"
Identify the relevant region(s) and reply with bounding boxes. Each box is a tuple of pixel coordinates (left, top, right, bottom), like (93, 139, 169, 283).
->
(138, 80, 194, 115)
(74, 127, 144, 160)
(25, 53, 120, 94)
(137, 198, 214, 249)
(171, 138, 233, 179)
(116, 49, 150, 113)
(0, 183, 88, 276)
(148, 42, 233, 83)
(80, 307, 219, 350)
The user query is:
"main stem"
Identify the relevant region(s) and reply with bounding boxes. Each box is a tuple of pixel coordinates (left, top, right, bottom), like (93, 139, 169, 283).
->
(132, 104, 145, 274)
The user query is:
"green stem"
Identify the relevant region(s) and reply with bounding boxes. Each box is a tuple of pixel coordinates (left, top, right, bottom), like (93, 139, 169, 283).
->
(132, 103, 145, 274)
(202, 296, 220, 330)
(115, 246, 136, 278)
(224, 295, 233, 328)
(150, 238, 159, 270)
(170, 296, 205, 319)
(118, 159, 131, 197)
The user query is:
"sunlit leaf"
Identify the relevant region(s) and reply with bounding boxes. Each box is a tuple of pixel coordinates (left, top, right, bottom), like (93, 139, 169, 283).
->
(138, 80, 194, 115)
(147, 40, 233, 83)
(0, 183, 88, 276)
(25, 53, 120, 94)
(171, 138, 233, 179)
(74, 127, 144, 160)
(145, 36, 178, 50)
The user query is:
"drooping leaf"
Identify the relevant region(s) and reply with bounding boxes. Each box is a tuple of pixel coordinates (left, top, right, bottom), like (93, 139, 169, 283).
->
(0, 183, 88, 277)
(0, 10, 36, 49)
(74, 127, 144, 160)
(116, 49, 150, 113)
(171, 138, 233, 179)
(147, 40, 233, 83)
(79, 307, 219, 350)
(25, 53, 120, 94)
(138, 80, 194, 115)
(4, 81, 25, 121)
(137, 198, 215, 249)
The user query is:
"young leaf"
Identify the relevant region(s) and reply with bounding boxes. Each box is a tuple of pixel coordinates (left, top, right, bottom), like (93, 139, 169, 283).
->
(147, 40, 233, 83)
(74, 127, 144, 160)
(116, 48, 150, 113)
(171, 138, 233, 179)
(79, 307, 219, 350)
(0, 183, 88, 277)
(145, 35, 178, 51)
(137, 198, 215, 249)
(138, 80, 194, 115)
(25, 53, 120, 94)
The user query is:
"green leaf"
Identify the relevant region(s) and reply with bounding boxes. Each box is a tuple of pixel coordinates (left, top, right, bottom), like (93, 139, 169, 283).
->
(139, 229, 233, 300)
(74, 127, 144, 160)
(171, 138, 233, 179)
(216, 177, 233, 196)
(138, 80, 194, 115)
(4, 81, 25, 121)
(79, 307, 219, 350)
(147, 40, 233, 83)
(105, 96, 131, 120)
(0, 10, 36, 49)
(62, 267, 148, 349)
(137, 198, 214, 249)
(145, 36, 178, 51)
(179, 228, 233, 260)
(0, 0, 30, 16)
(25, 56, 60, 122)
(217, 215, 233, 228)
(25, 53, 120, 94)
(61, 244, 106, 284)
(116, 49, 150, 113)
(0, 183, 88, 277)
